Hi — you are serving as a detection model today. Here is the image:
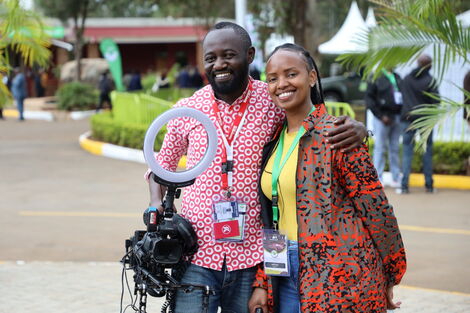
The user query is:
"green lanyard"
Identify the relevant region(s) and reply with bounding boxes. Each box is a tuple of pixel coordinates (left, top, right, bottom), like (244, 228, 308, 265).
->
(271, 107, 314, 228)
(381, 69, 398, 90)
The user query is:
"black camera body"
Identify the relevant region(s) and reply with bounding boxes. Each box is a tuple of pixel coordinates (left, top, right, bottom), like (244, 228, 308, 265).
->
(127, 209, 198, 268)
(123, 208, 199, 298)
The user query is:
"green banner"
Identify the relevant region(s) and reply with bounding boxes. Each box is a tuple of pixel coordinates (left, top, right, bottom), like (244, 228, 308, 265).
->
(99, 38, 124, 91)
(45, 26, 65, 39)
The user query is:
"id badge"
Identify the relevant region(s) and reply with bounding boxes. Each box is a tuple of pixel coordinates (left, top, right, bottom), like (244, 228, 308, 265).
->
(263, 229, 289, 276)
(394, 91, 403, 105)
(212, 200, 246, 242)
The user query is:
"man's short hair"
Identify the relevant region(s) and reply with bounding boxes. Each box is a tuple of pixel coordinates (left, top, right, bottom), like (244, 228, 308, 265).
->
(205, 21, 252, 51)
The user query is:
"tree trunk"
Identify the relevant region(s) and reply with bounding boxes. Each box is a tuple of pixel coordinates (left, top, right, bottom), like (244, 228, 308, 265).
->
(73, 1, 89, 82)
(292, 0, 307, 46)
(304, 0, 322, 61)
(73, 15, 81, 82)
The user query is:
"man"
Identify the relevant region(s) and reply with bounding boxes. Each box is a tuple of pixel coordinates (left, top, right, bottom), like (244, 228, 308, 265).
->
(365, 68, 403, 187)
(96, 71, 114, 112)
(148, 22, 367, 313)
(398, 54, 439, 194)
(11, 67, 27, 121)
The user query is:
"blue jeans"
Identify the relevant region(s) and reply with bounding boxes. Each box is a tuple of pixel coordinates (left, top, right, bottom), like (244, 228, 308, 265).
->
(278, 241, 301, 313)
(401, 121, 433, 189)
(15, 96, 24, 120)
(372, 115, 401, 182)
(174, 262, 256, 313)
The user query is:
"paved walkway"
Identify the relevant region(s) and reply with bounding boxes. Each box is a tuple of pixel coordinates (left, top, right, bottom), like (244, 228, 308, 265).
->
(1, 261, 469, 313)
(1, 117, 470, 313)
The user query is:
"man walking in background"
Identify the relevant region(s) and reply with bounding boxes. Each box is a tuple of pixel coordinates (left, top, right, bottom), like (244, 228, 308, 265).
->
(365, 68, 403, 187)
(11, 67, 27, 121)
(398, 54, 440, 194)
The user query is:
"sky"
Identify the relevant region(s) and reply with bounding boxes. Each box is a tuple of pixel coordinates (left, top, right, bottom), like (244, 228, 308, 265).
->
(20, 0, 33, 9)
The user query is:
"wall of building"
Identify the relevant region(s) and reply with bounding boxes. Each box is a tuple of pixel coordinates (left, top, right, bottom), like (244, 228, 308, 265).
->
(117, 42, 198, 75)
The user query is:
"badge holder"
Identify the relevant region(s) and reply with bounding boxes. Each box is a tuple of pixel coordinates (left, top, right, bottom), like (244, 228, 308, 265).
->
(394, 91, 403, 105)
(262, 229, 289, 276)
(212, 193, 247, 242)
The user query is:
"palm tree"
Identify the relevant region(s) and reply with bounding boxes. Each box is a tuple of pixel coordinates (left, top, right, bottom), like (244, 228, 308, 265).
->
(337, 0, 470, 146)
(0, 0, 51, 105)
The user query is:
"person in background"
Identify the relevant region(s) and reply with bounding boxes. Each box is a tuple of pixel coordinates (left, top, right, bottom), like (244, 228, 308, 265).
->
(398, 55, 440, 194)
(147, 22, 368, 313)
(250, 64, 261, 80)
(248, 43, 406, 313)
(127, 70, 143, 91)
(365, 67, 403, 187)
(188, 65, 204, 89)
(11, 67, 27, 121)
(463, 70, 470, 124)
(0, 71, 9, 119)
(176, 65, 191, 88)
(96, 71, 114, 112)
(34, 69, 45, 97)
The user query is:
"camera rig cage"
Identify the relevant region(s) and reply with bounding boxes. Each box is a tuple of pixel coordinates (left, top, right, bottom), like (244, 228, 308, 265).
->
(121, 108, 218, 313)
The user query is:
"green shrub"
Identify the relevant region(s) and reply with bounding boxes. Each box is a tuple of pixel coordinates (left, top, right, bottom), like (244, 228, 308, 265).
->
(91, 112, 165, 150)
(366, 140, 470, 175)
(148, 88, 196, 103)
(56, 82, 98, 111)
(110, 91, 172, 126)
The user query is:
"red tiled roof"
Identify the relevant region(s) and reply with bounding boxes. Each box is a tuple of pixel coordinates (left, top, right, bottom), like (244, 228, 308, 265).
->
(84, 25, 207, 43)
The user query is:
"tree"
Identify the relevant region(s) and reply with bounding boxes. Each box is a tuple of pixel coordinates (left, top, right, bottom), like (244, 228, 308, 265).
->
(337, 0, 470, 146)
(36, 0, 98, 82)
(88, 0, 158, 18)
(248, 0, 371, 62)
(0, 0, 51, 103)
(152, 0, 235, 29)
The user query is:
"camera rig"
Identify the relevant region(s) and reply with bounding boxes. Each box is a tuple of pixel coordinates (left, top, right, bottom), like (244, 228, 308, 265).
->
(121, 175, 214, 313)
(121, 107, 219, 313)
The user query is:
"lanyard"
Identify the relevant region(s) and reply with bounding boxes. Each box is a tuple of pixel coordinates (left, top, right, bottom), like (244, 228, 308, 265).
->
(211, 82, 252, 197)
(381, 69, 399, 90)
(271, 106, 314, 228)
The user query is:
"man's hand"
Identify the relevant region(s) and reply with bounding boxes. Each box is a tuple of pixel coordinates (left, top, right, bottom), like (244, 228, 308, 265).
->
(148, 172, 166, 213)
(386, 285, 402, 310)
(248, 287, 268, 313)
(324, 115, 367, 152)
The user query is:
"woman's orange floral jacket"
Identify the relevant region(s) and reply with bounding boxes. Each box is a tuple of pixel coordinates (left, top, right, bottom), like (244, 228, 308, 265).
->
(254, 104, 406, 313)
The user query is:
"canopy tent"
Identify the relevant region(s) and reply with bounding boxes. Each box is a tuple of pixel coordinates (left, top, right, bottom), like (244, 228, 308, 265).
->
(319, 1, 368, 54)
(365, 7, 377, 28)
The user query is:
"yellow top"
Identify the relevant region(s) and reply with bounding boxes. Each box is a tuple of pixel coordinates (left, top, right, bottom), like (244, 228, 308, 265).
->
(260, 128, 299, 241)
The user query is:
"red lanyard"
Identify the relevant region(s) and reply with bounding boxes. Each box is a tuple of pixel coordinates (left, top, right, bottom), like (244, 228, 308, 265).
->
(211, 82, 252, 197)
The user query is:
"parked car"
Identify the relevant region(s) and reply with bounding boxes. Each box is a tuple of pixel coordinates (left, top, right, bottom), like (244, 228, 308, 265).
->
(321, 72, 367, 105)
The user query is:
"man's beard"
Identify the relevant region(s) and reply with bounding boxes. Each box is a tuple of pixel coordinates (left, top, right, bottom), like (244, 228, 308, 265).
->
(207, 64, 249, 96)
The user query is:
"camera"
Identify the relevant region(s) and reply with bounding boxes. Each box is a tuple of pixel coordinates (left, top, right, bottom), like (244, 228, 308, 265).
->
(121, 175, 214, 313)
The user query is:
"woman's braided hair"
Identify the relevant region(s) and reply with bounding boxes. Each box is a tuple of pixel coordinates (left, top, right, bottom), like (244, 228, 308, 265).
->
(268, 43, 325, 105)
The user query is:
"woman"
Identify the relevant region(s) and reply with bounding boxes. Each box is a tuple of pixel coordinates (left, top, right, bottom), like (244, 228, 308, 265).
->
(248, 43, 407, 313)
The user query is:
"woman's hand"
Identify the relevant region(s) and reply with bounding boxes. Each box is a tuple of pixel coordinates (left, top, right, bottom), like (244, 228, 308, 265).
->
(324, 115, 367, 152)
(386, 285, 402, 310)
(248, 287, 268, 313)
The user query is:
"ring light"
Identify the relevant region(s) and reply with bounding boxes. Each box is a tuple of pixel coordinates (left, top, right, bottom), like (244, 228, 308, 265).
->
(143, 107, 218, 184)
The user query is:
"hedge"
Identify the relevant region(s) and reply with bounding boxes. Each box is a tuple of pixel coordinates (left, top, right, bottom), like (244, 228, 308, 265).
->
(91, 113, 469, 175)
(367, 140, 470, 175)
(90, 112, 166, 150)
(57, 82, 99, 111)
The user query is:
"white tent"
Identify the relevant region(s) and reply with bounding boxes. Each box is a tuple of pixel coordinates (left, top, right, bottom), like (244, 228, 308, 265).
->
(318, 1, 368, 54)
(365, 7, 377, 28)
